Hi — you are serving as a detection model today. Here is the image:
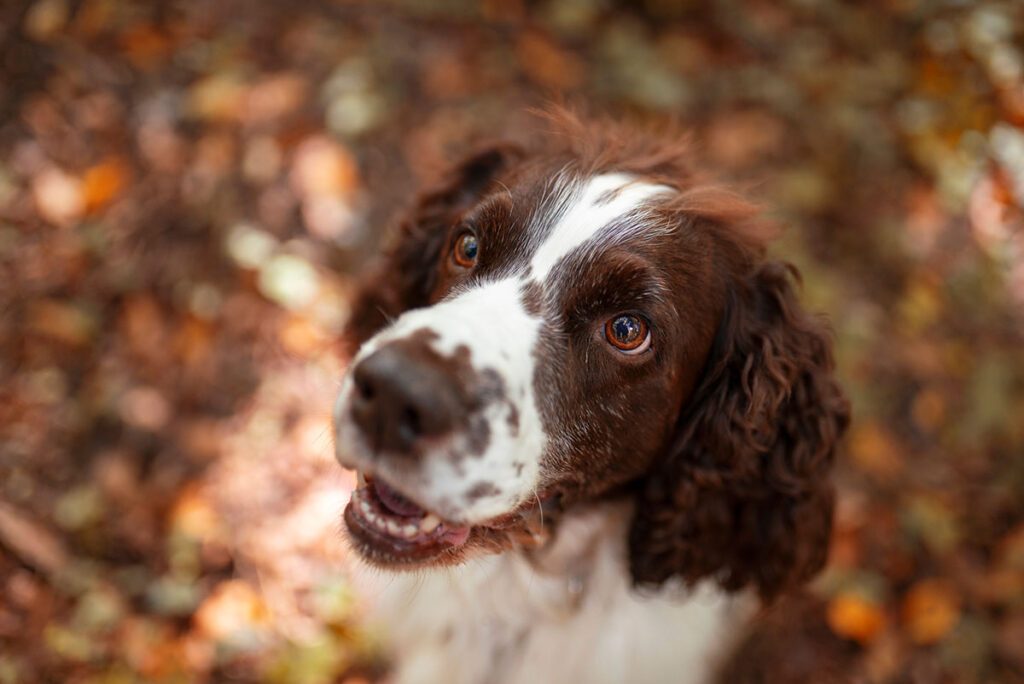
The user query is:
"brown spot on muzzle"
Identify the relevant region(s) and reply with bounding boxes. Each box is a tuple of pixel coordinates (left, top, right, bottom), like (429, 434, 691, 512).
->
(465, 481, 501, 501)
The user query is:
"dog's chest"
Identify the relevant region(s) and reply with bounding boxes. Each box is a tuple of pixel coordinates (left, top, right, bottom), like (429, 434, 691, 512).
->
(357, 506, 751, 684)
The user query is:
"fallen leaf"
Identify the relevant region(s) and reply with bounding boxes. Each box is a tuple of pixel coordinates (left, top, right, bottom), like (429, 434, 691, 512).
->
(516, 31, 586, 90)
(902, 578, 961, 645)
(169, 485, 222, 543)
(32, 168, 84, 226)
(290, 136, 359, 200)
(258, 254, 320, 310)
(848, 421, 905, 481)
(826, 593, 887, 645)
(119, 23, 176, 69)
(81, 158, 128, 212)
(187, 74, 248, 123)
(27, 299, 96, 346)
(193, 579, 270, 642)
(0, 502, 69, 577)
(119, 386, 172, 431)
(245, 73, 309, 124)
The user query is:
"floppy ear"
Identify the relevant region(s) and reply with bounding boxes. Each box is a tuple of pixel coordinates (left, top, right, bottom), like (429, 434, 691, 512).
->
(629, 260, 850, 600)
(345, 144, 521, 349)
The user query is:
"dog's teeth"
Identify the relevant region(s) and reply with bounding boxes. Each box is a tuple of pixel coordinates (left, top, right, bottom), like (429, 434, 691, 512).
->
(420, 514, 440, 533)
(402, 524, 419, 538)
(386, 519, 401, 536)
(359, 499, 371, 515)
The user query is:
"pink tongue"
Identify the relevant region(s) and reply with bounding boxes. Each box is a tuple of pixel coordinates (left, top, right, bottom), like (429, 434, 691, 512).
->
(443, 525, 471, 546)
(374, 480, 426, 517)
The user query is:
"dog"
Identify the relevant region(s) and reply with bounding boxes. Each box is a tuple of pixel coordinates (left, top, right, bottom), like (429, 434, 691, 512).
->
(332, 110, 850, 684)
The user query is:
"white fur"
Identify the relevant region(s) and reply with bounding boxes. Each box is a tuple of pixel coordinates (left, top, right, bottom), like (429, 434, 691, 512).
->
(335, 278, 544, 523)
(355, 503, 754, 684)
(530, 173, 672, 282)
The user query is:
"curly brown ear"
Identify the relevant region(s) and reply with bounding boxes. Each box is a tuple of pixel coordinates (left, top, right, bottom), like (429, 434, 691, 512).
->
(345, 144, 521, 350)
(629, 260, 850, 600)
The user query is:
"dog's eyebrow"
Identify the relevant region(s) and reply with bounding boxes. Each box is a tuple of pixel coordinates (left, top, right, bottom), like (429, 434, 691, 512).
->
(529, 173, 673, 283)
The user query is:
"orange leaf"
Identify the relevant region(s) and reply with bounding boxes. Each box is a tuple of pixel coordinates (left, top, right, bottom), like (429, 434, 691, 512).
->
(848, 422, 905, 481)
(193, 580, 269, 641)
(902, 579, 961, 645)
(826, 593, 887, 645)
(516, 31, 585, 91)
(119, 23, 175, 70)
(82, 158, 128, 212)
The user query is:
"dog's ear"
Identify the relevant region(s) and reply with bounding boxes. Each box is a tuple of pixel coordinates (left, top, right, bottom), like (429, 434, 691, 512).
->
(629, 260, 850, 600)
(345, 143, 521, 350)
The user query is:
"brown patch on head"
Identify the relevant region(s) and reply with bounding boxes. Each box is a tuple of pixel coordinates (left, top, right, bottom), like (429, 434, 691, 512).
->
(529, 221, 724, 509)
(520, 280, 545, 317)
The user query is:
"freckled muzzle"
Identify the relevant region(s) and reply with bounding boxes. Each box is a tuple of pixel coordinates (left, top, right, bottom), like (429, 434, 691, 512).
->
(336, 279, 547, 567)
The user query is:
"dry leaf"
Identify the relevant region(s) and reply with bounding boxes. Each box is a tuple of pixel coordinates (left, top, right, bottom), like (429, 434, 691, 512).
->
(0, 502, 69, 577)
(32, 168, 84, 226)
(848, 421, 905, 481)
(826, 593, 887, 645)
(82, 158, 128, 212)
(193, 580, 270, 641)
(902, 579, 961, 645)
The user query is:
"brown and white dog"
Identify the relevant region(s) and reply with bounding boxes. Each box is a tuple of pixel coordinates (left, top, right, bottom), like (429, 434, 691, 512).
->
(333, 111, 849, 684)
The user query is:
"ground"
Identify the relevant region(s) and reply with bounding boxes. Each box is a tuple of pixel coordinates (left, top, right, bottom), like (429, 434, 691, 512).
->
(1, 1, 1023, 682)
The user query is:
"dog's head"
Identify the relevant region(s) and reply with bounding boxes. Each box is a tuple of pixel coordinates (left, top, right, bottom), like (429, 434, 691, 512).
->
(334, 112, 849, 599)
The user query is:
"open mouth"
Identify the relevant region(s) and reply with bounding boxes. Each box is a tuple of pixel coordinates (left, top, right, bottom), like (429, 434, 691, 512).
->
(343, 475, 473, 566)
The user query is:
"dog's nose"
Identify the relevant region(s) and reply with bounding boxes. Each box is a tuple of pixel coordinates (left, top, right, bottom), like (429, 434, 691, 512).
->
(350, 343, 464, 453)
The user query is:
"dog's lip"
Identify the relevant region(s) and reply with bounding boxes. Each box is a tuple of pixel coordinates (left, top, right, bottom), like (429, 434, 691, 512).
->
(343, 472, 560, 566)
(344, 475, 473, 565)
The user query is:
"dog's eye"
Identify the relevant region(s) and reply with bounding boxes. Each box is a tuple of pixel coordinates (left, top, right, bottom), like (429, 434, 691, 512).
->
(605, 314, 651, 354)
(452, 231, 479, 268)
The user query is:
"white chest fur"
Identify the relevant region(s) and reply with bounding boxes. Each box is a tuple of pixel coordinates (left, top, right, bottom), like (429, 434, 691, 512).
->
(353, 504, 753, 684)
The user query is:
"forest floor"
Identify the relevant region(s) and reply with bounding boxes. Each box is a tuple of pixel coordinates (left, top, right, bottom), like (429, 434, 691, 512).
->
(2, 1, 1023, 682)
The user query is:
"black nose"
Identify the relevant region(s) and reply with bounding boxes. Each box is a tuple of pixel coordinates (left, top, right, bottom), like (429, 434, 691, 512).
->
(350, 342, 465, 454)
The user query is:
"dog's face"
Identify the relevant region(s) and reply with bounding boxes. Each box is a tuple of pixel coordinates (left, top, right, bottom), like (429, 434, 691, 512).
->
(335, 166, 721, 565)
(335, 116, 848, 598)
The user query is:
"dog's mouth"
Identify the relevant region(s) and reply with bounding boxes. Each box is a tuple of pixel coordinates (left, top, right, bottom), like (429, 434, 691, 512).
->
(344, 473, 561, 567)
(344, 474, 474, 565)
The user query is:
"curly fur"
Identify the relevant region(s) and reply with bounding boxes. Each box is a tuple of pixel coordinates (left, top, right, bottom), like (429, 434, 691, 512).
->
(629, 258, 850, 599)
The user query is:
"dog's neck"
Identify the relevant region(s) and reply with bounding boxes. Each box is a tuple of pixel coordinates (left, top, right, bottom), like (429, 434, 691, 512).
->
(354, 500, 753, 684)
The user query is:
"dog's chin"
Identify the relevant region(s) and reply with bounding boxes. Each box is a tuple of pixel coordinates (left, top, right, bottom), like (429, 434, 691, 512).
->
(343, 474, 550, 570)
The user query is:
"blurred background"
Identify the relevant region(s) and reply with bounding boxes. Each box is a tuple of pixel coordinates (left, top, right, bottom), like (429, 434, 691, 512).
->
(1, 0, 1023, 682)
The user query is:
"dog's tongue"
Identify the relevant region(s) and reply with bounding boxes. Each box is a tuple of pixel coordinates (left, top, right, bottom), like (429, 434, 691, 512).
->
(374, 479, 426, 517)
(442, 526, 471, 546)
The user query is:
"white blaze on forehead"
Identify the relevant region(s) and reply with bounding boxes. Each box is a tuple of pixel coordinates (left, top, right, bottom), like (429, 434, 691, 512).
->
(529, 173, 674, 282)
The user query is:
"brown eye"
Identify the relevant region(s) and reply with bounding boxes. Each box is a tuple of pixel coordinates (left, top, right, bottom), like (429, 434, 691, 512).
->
(452, 231, 479, 268)
(604, 314, 651, 354)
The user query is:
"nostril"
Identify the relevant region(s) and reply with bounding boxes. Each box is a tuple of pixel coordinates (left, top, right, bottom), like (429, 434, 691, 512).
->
(355, 376, 375, 401)
(399, 405, 421, 444)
